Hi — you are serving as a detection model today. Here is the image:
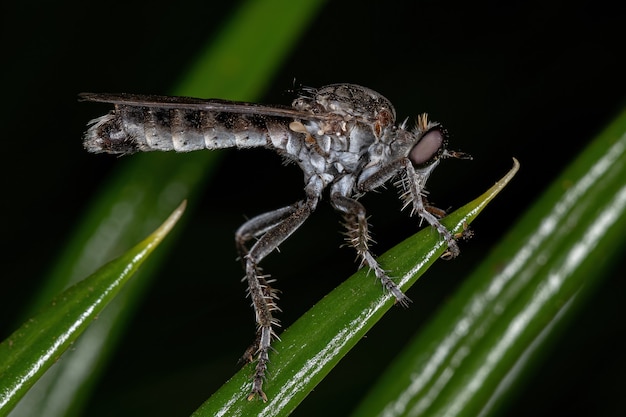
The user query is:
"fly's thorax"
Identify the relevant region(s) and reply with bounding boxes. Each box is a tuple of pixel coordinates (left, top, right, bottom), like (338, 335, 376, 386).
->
(354, 140, 392, 186)
(294, 84, 396, 138)
(313, 84, 396, 124)
(294, 114, 377, 157)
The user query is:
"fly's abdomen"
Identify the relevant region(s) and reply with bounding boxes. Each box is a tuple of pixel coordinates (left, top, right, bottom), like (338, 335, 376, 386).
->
(84, 105, 280, 154)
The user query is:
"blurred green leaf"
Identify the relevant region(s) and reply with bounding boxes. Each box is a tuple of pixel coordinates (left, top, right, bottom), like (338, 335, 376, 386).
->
(191, 161, 519, 416)
(350, 109, 626, 417)
(0, 202, 186, 416)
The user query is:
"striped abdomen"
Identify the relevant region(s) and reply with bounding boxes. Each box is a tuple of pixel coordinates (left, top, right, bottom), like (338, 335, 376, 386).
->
(83, 105, 293, 155)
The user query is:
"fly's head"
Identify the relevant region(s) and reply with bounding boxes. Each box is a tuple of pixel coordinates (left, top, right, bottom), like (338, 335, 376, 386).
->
(395, 114, 445, 166)
(387, 114, 471, 213)
(393, 114, 471, 166)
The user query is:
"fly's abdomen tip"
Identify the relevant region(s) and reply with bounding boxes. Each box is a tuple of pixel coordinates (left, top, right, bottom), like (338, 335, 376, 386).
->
(83, 113, 139, 154)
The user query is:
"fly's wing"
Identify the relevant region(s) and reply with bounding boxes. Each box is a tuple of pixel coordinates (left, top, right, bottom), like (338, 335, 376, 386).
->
(79, 93, 333, 154)
(79, 93, 336, 120)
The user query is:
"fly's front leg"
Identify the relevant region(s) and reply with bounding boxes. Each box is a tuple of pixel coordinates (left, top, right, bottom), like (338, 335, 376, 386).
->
(420, 203, 459, 257)
(405, 164, 460, 258)
(331, 194, 411, 307)
(359, 159, 461, 258)
(235, 199, 315, 401)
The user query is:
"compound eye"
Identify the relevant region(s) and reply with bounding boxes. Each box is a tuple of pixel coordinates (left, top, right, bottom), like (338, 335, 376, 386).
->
(409, 128, 444, 166)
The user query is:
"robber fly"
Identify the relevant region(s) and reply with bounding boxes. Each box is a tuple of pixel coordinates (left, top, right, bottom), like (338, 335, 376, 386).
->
(81, 83, 471, 401)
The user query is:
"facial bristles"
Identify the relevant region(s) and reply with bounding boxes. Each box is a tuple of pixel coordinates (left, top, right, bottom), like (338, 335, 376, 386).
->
(417, 113, 430, 132)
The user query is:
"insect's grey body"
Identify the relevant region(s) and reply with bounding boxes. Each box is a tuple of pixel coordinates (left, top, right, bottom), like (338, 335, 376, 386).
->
(81, 83, 470, 401)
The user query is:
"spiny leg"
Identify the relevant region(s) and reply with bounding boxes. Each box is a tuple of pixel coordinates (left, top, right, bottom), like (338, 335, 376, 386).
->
(236, 204, 298, 363)
(419, 199, 468, 260)
(412, 193, 460, 258)
(235, 200, 315, 401)
(398, 162, 460, 258)
(359, 159, 461, 259)
(236, 205, 297, 259)
(331, 194, 411, 307)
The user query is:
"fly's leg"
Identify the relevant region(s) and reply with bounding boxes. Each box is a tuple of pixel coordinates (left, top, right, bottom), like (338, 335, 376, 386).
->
(235, 205, 298, 258)
(331, 194, 411, 307)
(442, 222, 473, 260)
(420, 201, 468, 260)
(236, 205, 296, 363)
(359, 159, 461, 258)
(235, 199, 316, 401)
(411, 189, 460, 258)
(423, 200, 448, 219)
(418, 198, 462, 257)
(400, 162, 461, 258)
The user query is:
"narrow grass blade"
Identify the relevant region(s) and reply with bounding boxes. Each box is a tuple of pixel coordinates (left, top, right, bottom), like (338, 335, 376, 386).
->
(191, 161, 519, 417)
(0, 202, 186, 416)
(350, 109, 626, 417)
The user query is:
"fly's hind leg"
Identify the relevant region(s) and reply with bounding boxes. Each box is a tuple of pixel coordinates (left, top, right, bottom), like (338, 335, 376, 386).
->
(236, 205, 296, 364)
(235, 198, 316, 401)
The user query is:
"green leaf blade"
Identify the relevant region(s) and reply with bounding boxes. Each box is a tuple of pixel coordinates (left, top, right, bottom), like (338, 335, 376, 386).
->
(191, 161, 519, 416)
(350, 109, 626, 417)
(0, 202, 186, 416)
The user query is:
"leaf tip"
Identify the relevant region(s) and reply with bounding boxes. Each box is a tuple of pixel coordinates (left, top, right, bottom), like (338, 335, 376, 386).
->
(149, 199, 187, 243)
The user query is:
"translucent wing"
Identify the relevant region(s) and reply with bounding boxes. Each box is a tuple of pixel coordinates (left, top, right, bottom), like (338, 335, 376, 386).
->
(78, 92, 334, 121)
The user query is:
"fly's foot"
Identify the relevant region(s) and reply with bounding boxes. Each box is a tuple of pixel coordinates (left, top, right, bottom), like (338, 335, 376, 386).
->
(378, 270, 412, 308)
(378, 268, 411, 307)
(455, 221, 474, 241)
(391, 287, 412, 308)
(248, 384, 268, 402)
(247, 362, 269, 402)
(441, 222, 472, 260)
(441, 239, 460, 260)
(246, 334, 271, 402)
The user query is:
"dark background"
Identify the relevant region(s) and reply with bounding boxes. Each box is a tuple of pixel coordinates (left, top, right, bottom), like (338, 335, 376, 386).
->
(2, 1, 625, 416)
